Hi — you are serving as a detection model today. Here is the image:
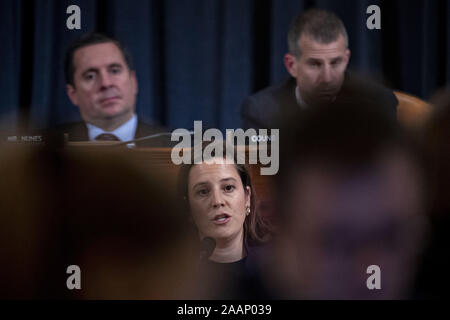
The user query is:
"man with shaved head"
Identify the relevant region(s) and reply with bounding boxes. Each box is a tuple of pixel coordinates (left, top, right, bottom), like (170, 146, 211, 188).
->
(241, 8, 398, 130)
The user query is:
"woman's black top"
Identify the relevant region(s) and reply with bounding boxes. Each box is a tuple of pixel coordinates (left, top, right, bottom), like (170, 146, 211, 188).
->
(199, 247, 269, 299)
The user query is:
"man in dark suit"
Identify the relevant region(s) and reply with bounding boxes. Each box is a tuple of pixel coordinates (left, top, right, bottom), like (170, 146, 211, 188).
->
(241, 9, 398, 130)
(55, 32, 167, 145)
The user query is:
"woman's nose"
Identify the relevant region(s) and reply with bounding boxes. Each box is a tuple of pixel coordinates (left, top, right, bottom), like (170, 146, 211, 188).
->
(211, 189, 225, 208)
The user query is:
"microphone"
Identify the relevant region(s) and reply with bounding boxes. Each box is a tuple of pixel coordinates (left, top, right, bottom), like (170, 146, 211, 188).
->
(113, 131, 194, 147)
(199, 237, 216, 261)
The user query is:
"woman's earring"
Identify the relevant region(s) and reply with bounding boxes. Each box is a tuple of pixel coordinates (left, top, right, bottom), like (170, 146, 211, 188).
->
(246, 207, 250, 216)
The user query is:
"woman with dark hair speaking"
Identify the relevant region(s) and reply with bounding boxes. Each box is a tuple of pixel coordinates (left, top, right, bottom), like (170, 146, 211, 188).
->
(178, 143, 271, 299)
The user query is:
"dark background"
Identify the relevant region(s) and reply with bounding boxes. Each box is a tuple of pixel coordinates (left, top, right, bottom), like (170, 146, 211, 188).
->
(1, 0, 449, 132)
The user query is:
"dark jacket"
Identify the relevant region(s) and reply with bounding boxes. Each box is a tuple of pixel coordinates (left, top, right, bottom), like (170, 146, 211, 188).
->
(241, 73, 398, 130)
(198, 245, 269, 300)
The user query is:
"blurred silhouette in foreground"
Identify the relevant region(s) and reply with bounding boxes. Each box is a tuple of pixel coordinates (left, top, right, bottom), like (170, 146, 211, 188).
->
(263, 96, 429, 299)
(0, 146, 198, 299)
(414, 87, 450, 298)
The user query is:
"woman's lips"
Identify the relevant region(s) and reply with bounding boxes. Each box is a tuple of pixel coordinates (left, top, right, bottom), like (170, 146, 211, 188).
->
(212, 213, 231, 225)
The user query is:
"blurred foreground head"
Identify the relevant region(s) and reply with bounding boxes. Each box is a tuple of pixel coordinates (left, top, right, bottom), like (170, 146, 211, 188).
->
(414, 87, 450, 298)
(272, 99, 428, 299)
(0, 147, 197, 299)
(424, 87, 450, 217)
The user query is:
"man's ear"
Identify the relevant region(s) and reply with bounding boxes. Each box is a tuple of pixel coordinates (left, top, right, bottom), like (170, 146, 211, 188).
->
(345, 49, 351, 65)
(66, 84, 78, 106)
(284, 53, 299, 78)
(131, 70, 138, 95)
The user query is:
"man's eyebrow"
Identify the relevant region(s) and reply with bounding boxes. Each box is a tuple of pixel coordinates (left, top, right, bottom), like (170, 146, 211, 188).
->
(220, 177, 237, 183)
(330, 57, 343, 62)
(81, 67, 98, 76)
(108, 62, 123, 68)
(306, 58, 322, 63)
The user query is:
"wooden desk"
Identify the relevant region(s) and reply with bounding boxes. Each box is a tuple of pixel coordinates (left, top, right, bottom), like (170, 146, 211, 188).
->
(66, 145, 276, 214)
(128, 147, 275, 202)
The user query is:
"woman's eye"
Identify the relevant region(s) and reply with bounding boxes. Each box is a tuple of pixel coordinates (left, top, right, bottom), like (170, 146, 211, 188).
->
(198, 189, 209, 196)
(224, 185, 235, 192)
